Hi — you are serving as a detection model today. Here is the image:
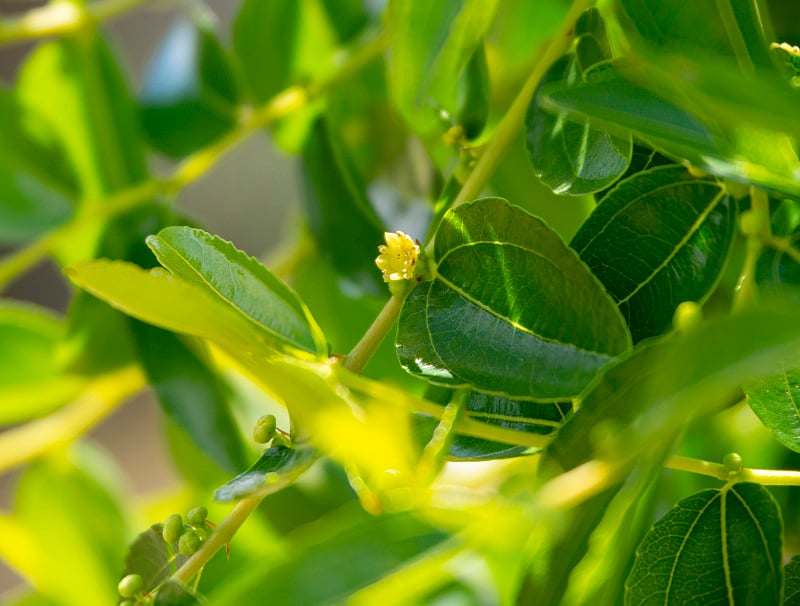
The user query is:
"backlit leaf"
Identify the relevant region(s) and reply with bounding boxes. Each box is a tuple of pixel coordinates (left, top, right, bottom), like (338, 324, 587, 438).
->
(146, 226, 327, 357)
(625, 483, 782, 605)
(746, 363, 800, 453)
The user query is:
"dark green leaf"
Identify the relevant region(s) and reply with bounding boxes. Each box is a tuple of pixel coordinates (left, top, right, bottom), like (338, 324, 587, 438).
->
(154, 581, 202, 606)
(526, 55, 631, 195)
(123, 525, 187, 593)
(141, 18, 241, 158)
(457, 43, 490, 139)
(625, 483, 782, 605)
(388, 0, 500, 139)
(146, 226, 327, 357)
(134, 323, 249, 472)
(746, 363, 800, 453)
(301, 118, 385, 292)
(785, 555, 800, 605)
(210, 513, 448, 605)
(214, 445, 318, 502)
(320, 0, 369, 42)
(449, 395, 570, 459)
(594, 144, 675, 203)
(571, 165, 736, 342)
(397, 198, 631, 399)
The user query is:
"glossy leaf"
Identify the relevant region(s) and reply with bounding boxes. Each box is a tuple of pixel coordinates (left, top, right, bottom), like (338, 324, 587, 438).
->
(66, 260, 269, 353)
(388, 0, 500, 139)
(785, 556, 800, 605)
(0, 302, 84, 424)
(397, 198, 631, 399)
(141, 18, 241, 158)
(746, 363, 800, 453)
(625, 483, 782, 605)
(210, 513, 448, 605)
(301, 118, 385, 291)
(526, 55, 631, 195)
(571, 165, 735, 342)
(134, 323, 249, 472)
(214, 445, 318, 502)
(449, 395, 571, 459)
(146, 226, 327, 357)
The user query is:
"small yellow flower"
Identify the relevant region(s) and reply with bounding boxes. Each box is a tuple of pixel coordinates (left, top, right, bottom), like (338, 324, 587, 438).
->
(375, 231, 419, 282)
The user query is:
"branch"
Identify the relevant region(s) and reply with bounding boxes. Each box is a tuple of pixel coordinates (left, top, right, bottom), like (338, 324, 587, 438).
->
(0, 365, 145, 473)
(0, 0, 157, 47)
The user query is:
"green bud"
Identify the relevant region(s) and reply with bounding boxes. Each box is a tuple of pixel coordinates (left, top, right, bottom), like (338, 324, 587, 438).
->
(194, 525, 211, 541)
(253, 414, 277, 444)
(119, 601, 135, 606)
(672, 301, 703, 334)
(163, 513, 185, 543)
(186, 506, 208, 526)
(179, 530, 202, 557)
(118, 574, 144, 598)
(739, 208, 769, 238)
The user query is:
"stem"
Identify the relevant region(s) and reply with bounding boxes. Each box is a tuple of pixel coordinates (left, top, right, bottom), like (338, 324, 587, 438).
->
(0, 365, 145, 474)
(448, 0, 593, 211)
(344, 289, 406, 374)
(732, 186, 770, 312)
(171, 494, 265, 584)
(0, 0, 157, 46)
(665, 454, 800, 486)
(0, 32, 386, 292)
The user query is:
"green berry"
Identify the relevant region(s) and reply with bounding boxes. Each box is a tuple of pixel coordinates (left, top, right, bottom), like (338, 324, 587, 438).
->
(253, 414, 277, 443)
(119, 601, 135, 606)
(163, 513, 184, 543)
(723, 452, 744, 473)
(194, 525, 211, 541)
(186, 506, 208, 526)
(118, 574, 144, 598)
(179, 530, 202, 556)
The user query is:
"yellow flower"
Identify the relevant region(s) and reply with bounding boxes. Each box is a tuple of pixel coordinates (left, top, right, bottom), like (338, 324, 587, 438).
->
(375, 231, 419, 282)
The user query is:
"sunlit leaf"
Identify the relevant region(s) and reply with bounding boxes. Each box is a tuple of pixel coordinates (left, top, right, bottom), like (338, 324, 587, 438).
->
(397, 197, 631, 399)
(746, 363, 800, 453)
(146, 226, 327, 357)
(625, 483, 782, 605)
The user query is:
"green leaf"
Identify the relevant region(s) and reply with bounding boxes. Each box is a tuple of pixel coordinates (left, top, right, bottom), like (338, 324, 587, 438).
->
(66, 260, 269, 353)
(301, 118, 385, 291)
(571, 165, 736, 342)
(397, 198, 631, 399)
(154, 581, 202, 606)
(0, 445, 129, 606)
(616, 0, 777, 69)
(0, 302, 85, 424)
(388, 0, 501, 139)
(449, 395, 571, 459)
(215, 445, 318, 502)
(146, 226, 327, 357)
(133, 323, 249, 472)
(209, 513, 449, 605)
(785, 555, 800, 605)
(526, 55, 632, 195)
(746, 363, 800, 453)
(123, 525, 187, 594)
(625, 483, 782, 605)
(141, 18, 241, 158)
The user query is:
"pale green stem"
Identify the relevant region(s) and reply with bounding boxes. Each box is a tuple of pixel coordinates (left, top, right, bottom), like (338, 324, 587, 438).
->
(0, 365, 145, 473)
(732, 186, 770, 311)
(344, 289, 406, 374)
(0, 0, 157, 46)
(0, 33, 386, 292)
(665, 454, 800, 486)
